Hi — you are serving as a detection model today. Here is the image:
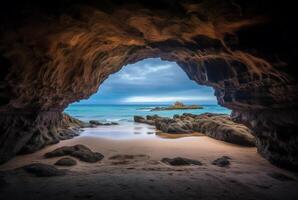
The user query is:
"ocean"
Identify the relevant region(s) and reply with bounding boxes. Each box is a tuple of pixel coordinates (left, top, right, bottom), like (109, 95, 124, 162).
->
(65, 104, 231, 122)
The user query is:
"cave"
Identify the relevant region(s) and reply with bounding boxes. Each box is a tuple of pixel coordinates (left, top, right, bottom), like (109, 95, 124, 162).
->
(0, 0, 297, 182)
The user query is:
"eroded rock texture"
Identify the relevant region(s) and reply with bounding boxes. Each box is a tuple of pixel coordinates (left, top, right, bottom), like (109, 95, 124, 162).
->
(134, 113, 255, 146)
(0, 112, 85, 162)
(0, 0, 297, 169)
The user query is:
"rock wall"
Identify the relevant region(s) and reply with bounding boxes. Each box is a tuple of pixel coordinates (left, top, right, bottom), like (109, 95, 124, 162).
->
(0, 0, 297, 169)
(0, 112, 85, 162)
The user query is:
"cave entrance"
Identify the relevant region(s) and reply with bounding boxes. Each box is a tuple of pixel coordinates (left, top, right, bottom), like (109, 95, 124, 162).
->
(65, 58, 231, 140)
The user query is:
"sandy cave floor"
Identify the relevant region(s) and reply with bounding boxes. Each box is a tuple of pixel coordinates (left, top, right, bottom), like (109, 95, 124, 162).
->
(0, 130, 298, 200)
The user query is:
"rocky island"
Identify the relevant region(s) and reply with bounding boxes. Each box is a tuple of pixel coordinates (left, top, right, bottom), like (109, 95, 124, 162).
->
(150, 101, 203, 111)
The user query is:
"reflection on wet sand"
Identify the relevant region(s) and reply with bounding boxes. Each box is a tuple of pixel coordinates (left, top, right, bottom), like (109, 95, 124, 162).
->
(81, 122, 204, 140)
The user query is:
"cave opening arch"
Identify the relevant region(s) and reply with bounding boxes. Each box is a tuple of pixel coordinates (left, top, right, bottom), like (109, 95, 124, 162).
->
(0, 0, 297, 171)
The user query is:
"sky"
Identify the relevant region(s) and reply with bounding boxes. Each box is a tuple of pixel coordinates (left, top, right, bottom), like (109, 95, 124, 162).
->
(74, 58, 217, 105)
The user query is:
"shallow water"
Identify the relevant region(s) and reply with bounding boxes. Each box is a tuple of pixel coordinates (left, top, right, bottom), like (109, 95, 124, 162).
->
(82, 122, 158, 140)
(81, 122, 203, 140)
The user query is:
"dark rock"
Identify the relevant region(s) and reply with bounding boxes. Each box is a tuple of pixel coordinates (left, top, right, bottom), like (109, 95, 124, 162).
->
(155, 117, 192, 134)
(88, 120, 118, 126)
(134, 116, 145, 122)
(212, 156, 231, 167)
(192, 113, 255, 146)
(134, 116, 155, 125)
(21, 113, 87, 154)
(62, 113, 90, 128)
(89, 120, 103, 125)
(167, 123, 192, 134)
(103, 122, 119, 125)
(0, 113, 87, 164)
(148, 113, 255, 146)
(146, 115, 160, 121)
(21, 163, 66, 177)
(45, 145, 104, 163)
(161, 157, 202, 166)
(55, 157, 77, 166)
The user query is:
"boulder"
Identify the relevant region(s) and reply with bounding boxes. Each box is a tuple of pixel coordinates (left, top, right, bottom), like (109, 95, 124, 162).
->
(45, 145, 104, 163)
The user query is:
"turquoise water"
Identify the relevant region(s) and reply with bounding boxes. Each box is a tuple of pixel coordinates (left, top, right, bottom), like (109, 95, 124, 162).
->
(64, 104, 231, 140)
(65, 104, 231, 122)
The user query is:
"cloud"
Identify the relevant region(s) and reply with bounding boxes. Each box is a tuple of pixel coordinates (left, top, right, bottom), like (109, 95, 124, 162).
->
(74, 58, 218, 105)
(107, 60, 177, 85)
(122, 95, 214, 103)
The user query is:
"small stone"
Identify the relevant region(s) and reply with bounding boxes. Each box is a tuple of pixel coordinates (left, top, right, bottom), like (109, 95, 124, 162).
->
(55, 157, 77, 166)
(212, 156, 231, 167)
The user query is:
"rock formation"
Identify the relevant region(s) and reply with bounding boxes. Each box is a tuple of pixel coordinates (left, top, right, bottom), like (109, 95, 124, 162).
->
(0, 0, 297, 170)
(151, 101, 202, 111)
(134, 113, 255, 146)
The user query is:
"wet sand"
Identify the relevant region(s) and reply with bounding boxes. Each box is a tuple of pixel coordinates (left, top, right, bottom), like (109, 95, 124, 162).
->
(1, 125, 298, 200)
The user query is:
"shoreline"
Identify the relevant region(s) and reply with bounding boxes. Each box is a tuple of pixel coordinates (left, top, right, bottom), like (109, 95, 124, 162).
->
(1, 126, 298, 200)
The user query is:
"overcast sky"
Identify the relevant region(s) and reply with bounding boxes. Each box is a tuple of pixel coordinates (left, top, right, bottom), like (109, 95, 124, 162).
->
(74, 58, 217, 105)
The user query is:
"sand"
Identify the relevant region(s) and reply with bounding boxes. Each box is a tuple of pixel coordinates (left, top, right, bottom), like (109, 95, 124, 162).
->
(0, 125, 298, 200)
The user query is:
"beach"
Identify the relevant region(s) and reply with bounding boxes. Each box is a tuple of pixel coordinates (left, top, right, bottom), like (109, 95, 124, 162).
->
(1, 123, 297, 200)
